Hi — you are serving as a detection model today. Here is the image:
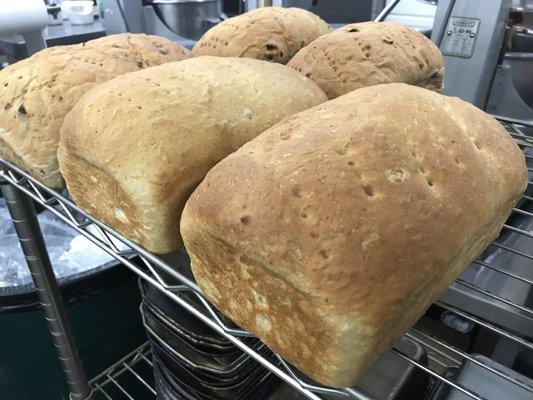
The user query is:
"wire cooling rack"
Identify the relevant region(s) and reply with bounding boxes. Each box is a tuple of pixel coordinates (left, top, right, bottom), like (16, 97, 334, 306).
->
(90, 342, 155, 400)
(1, 116, 532, 400)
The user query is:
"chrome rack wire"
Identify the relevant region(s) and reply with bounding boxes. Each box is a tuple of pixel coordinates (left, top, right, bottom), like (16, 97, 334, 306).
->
(90, 342, 155, 400)
(1, 117, 532, 400)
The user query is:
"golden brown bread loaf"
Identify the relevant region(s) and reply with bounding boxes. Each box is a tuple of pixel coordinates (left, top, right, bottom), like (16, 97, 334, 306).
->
(288, 21, 444, 99)
(58, 56, 327, 253)
(180, 83, 526, 387)
(0, 33, 190, 188)
(192, 7, 331, 64)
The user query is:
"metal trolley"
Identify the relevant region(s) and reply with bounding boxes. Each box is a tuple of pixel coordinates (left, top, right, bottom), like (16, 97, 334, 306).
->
(0, 116, 532, 400)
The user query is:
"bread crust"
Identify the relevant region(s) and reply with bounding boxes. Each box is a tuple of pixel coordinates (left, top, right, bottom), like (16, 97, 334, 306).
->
(192, 7, 331, 64)
(180, 83, 526, 387)
(58, 56, 327, 253)
(288, 22, 444, 99)
(0, 33, 190, 188)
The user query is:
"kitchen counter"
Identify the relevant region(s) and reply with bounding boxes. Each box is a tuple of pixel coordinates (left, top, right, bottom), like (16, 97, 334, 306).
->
(0, 19, 106, 61)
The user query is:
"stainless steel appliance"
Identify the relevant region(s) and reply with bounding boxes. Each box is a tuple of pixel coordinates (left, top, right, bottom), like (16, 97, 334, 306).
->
(379, 0, 533, 123)
(146, 0, 222, 40)
(101, 0, 223, 47)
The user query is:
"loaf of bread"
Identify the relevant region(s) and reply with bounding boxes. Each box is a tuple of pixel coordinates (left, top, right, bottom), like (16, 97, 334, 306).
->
(0, 33, 190, 188)
(180, 83, 526, 387)
(192, 7, 331, 64)
(58, 56, 327, 253)
(288, 21, 444, 99)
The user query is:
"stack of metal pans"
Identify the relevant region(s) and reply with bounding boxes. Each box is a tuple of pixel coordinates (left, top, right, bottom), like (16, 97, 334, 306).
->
(139, 279, 279, 399)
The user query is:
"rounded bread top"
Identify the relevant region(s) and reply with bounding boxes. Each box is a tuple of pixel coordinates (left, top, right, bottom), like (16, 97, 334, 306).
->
(0, 33, 190, 187)
(192, 7, 331, 64)
(288, 21, 444, 98)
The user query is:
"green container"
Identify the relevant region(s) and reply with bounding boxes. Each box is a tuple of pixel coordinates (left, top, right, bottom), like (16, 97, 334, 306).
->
(0, 261, 146, 400)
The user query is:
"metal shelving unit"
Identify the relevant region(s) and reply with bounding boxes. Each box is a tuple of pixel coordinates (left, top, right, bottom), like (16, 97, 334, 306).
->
(90, 342, 155, 400)
(1, 117, 532, 400)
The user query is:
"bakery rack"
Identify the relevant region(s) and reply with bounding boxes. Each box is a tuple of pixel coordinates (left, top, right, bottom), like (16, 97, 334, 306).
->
(1, 116, 532, 400)
(89, 342, 156, 399)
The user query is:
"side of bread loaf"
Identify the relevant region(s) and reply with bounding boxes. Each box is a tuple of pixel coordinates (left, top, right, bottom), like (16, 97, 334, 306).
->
(180, 83, 526, 387)
(0, 33, 190, 188)
(192, 7, 331, 64)
(58, 56, 327, 253)
(287, 22, 444, 99)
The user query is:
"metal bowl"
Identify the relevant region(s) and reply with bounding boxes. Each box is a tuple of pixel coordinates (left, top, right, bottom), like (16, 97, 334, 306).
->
(147, 0, 222, 40)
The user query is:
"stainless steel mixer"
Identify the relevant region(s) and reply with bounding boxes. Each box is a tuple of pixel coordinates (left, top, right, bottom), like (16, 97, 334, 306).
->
(102, 0, 223, 45)
(145, 0, 222, 40)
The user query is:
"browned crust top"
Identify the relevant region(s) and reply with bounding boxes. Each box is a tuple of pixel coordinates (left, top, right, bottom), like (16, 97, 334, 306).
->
(0, 33, 190, 187)
(288, 21, 444, 98)
(192, 7, 331, 64)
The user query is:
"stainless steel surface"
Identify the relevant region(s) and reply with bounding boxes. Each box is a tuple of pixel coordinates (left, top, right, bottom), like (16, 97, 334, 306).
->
(374, 0, 402, 21)
(0, 20, 105, 61)
(431, 1, 533, 120)
(512, 32, 533, 52)
(1, 118, 532, 400)
(285, 0, 313, 9)
(512, 0, 533, 11)
(485, 63, 533, 123)
(147, 0, 222, 40)
(444, 355, 533, 400)
(0, 182, 92, 400)
(310, 0, 372, 24)
(433, 0, 512, 109)
(503, 53, 533, 109)
(483, 17, 533, 121)
(141, 6, 197, 49)
(378, 0, 436, 31)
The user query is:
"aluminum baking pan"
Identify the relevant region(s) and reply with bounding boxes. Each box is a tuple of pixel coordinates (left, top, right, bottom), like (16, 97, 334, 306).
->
(139, 278, 242, 349)
(141, 303, 262, 374)
(246, 372, 279, 400)
(153, 342, 274, 399)
(142, 304, 265, 384)
(142, 300, 244, 360)
(155, 355, 270, 400)
(154, 356, 203, 400)
(154, 355, 273, 400)
(157, 346, 266, 390)
(147, 328, 266, 385)
(142, 300, 243, 360)
(154, 354, 227, 400)
(144, 320, 258, 376)
(147, 330, 264, 389)
(141, 295, 238, 353)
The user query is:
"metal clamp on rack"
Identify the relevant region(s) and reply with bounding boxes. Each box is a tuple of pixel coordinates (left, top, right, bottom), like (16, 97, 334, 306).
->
(1, 117, 533, 400)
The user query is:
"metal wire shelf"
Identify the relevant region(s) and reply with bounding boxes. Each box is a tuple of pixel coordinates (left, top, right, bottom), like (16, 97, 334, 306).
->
(1, 117, 532, 400)
(90, 342, 156, 400)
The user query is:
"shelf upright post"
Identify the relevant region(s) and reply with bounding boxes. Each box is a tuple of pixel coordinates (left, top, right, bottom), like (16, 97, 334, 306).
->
(0, 179, 93, 400)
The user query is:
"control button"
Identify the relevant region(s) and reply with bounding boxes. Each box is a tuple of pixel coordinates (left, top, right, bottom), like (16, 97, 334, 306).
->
(447, 30, 452, 35)
(458, 28, 464, 33)
(470, 33, 475, 38)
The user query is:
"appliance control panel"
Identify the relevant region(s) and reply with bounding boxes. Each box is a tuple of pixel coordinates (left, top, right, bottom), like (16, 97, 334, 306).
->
(441, 17, 481, 58)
